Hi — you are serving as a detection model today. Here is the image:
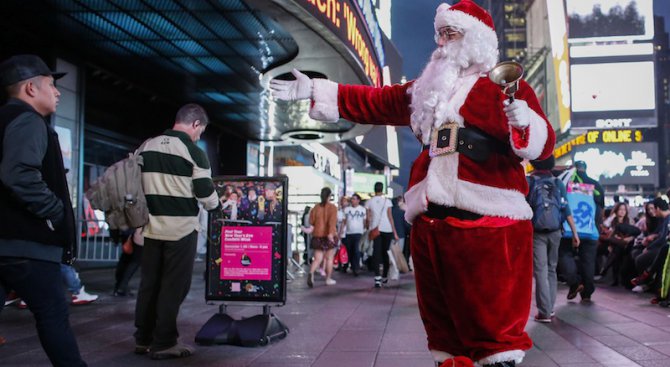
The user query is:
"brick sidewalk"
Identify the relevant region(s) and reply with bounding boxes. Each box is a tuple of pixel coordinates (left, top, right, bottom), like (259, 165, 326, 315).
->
(1, 264, 670, 366)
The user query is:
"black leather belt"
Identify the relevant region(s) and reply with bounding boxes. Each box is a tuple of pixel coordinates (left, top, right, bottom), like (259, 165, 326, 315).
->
(423, 125, 509, 162)
(425, 203, 483, 221)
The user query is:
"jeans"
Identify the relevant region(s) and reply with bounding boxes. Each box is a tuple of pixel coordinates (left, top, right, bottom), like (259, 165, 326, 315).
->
(135, 231, 197, 351)
(342, 233, 362, 273)
(559, 237, 597, 298)
(0, 257, 86, 366)
(533, 230, 561, 316)
(60, 264, 82, 294)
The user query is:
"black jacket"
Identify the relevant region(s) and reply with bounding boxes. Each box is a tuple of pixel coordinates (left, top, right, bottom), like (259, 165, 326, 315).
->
(0, 98, 76, 263)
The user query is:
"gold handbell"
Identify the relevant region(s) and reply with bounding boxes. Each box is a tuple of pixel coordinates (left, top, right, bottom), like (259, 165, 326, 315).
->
(489, 61, 524, 102)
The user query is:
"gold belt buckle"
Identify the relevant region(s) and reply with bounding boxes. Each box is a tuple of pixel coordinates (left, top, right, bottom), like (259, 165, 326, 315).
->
(429, 122, 459, 157)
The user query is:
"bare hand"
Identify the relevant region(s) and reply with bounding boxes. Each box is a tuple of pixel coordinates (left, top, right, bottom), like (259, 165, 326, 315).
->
(572, 234, 580, 247)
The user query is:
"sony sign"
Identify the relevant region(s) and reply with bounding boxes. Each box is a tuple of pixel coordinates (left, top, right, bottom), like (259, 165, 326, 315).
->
(595, 118, 632, 128)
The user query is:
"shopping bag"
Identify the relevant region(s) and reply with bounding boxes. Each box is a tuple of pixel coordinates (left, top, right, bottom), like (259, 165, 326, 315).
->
(390, 242, 409, 273)
(387, 249, 400, 280)
(562, 186, 599, 240)
(339, 243, 349, 264)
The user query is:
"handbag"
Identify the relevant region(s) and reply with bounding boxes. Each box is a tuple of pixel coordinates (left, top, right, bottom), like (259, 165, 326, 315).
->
(122, 235, 134, 255)
(368, 227, 381, 241)
(367, 198, 386, 241)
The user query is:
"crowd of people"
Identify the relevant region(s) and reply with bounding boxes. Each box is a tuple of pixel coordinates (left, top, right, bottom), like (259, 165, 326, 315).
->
(3, 1, 670, 366)
(218, 182, 283, 224)
(526, 156, 670, 326)
(300, 183, 412, 289)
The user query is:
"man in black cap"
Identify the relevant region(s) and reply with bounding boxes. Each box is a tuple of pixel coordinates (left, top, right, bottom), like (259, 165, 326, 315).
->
(0, 54, 87, 366)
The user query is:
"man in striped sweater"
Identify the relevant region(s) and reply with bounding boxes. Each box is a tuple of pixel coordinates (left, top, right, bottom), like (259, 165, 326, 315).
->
(134, 103, 220, 360)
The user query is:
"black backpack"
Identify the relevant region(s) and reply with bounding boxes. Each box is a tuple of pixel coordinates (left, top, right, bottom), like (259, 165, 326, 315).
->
(528, 175, 562, 232)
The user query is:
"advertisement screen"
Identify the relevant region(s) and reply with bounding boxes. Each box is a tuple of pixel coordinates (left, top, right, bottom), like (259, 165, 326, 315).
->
(572, 142, 658, 186)
(352, 172, 386, 194)
(571, 61, 654, 112)
(206, 176, 288, 304)
(566, 0, 654, 42)
(569, 59, 656, 128)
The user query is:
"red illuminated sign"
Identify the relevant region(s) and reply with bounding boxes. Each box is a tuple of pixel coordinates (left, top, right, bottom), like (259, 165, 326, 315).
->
(299, 0, 382, 87)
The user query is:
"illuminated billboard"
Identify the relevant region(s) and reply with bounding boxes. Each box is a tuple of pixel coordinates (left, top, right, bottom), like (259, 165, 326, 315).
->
(566, 0, 654, 43)
(569, 58, 656, 128)
(572, 142, 658, 186)
(297, 0, 384, 87)
(352, 172, 386, 194)
(546, 0, 572, 132)
(571, 61, 655, 112)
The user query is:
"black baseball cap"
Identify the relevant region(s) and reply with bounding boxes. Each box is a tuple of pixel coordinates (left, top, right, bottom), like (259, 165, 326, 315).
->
(0, 54, 66, 87)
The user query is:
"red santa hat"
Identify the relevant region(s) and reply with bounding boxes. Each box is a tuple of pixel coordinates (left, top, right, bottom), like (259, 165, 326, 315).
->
(434, 0, 495, 32)
(433, 0, 499, 71)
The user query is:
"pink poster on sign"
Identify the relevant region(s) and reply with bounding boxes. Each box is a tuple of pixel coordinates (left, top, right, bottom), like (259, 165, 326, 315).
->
(220, 226, 272, 280)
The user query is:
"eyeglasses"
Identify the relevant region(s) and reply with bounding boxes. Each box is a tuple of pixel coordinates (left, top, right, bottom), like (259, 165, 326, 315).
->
(437, 26, 463, 41)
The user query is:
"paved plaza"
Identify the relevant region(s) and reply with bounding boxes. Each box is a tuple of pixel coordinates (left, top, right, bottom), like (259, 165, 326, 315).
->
(2, 263, 670, 366)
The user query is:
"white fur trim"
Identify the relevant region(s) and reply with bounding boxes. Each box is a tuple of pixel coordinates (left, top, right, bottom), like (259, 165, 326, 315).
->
(476, 349, 524, 366)
(404, 178, 429, 223)
(509, 108, 548, 160)
(431, 349, 453, 363)
(425, 154, 533, 220)
(309, 79, 339, 122)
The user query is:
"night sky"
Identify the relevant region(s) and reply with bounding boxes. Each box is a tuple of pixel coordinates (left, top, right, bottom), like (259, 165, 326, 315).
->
(389, 0, 670, 191)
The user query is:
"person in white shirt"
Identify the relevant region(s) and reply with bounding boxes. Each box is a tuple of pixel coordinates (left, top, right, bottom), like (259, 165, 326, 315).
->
(342, 194, 366, 276)
(336, 196, 349, 271)
(365, 182, 399, 288)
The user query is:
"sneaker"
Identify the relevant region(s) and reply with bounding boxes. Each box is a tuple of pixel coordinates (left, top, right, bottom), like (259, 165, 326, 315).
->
(17, 300, 27, 309)
(534, 313, 552, 323)
(593, 274, 603, 281)
(631, 271, 651, 286)
(567, 283, 584, 300)
(134, 345, 150, 355)
(150, 343, 194, 360)
(374, 276, 382, 288)
(71, 286, 99, 305)
(307, 273, 314, 288)
(319, 268, 326, 277)
(4, 291, 19, 306)
(632, 284, 649, 293)
(580, 296, 592, 304)
(382, 277, 388, 284)
(325, 278, 337, 286)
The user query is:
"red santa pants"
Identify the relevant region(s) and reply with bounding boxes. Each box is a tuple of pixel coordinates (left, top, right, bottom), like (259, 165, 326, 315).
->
(411, 214, 533, 363)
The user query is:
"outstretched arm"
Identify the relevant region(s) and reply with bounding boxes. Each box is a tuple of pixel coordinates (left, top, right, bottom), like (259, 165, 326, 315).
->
(270, 69, 412, 126)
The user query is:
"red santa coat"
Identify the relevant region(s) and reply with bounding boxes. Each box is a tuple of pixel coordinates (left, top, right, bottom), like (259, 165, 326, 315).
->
(310, 73, 555, 223)
(309, 73, 555, 365)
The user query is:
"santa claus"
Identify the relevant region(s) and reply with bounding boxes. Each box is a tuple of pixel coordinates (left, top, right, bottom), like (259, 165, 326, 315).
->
(271, 1, 555, 366)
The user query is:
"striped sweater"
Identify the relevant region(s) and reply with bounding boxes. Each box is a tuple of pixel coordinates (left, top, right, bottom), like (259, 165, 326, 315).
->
(140, 129, 219, 241)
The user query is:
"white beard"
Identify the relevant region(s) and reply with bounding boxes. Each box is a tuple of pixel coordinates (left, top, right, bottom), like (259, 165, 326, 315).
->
(409, 41, 476, 144)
